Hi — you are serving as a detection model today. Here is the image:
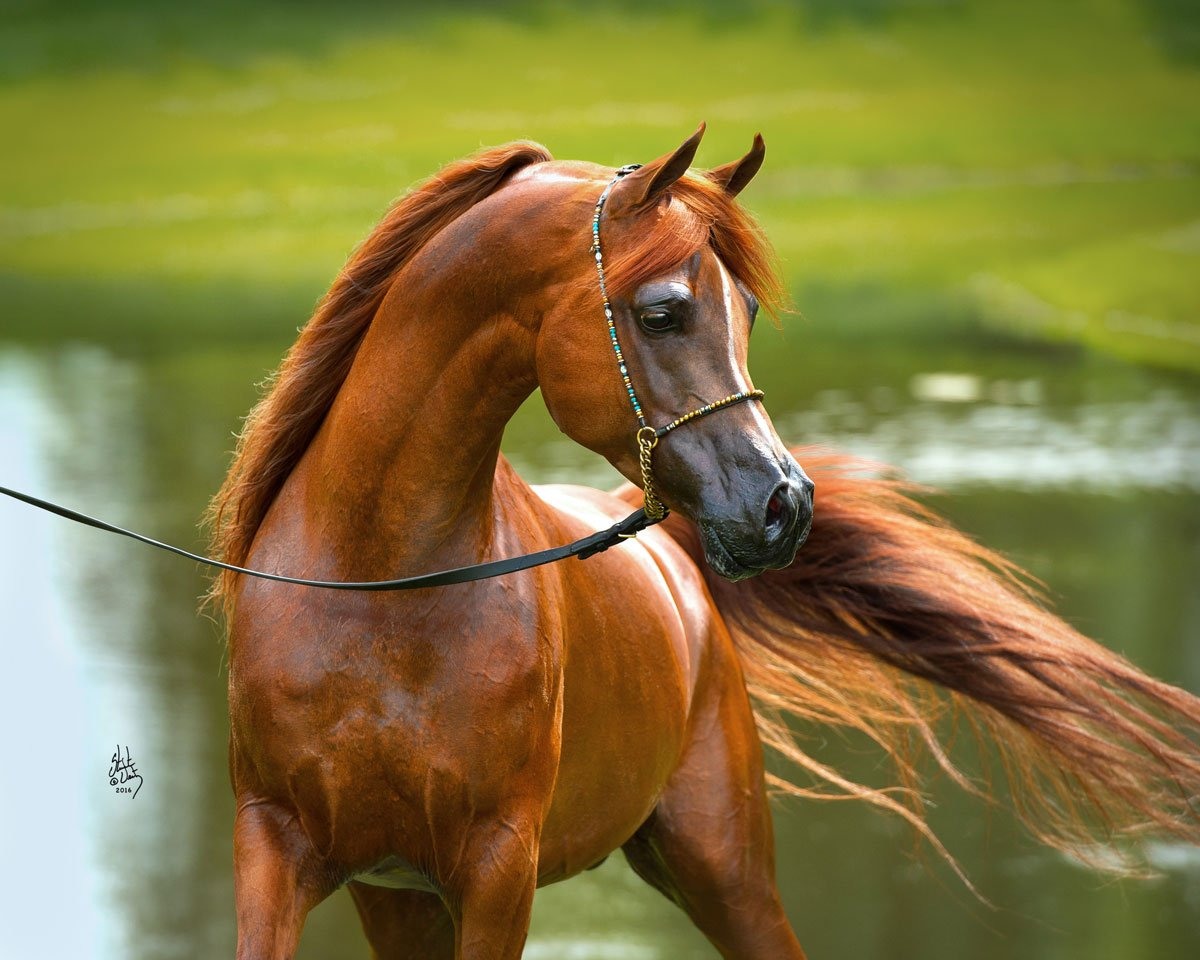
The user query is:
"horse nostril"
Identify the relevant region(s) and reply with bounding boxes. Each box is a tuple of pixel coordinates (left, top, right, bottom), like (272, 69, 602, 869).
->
(764, 482, 794, 541)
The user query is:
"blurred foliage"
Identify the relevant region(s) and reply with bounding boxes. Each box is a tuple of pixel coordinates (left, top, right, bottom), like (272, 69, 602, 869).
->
(0, 0, 1197, 369)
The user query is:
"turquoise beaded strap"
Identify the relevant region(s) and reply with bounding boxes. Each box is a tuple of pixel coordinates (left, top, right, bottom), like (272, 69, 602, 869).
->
(592, 164, 647, 427)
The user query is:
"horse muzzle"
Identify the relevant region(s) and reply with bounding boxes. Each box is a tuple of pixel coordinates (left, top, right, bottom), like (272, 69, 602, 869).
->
(698, 460, 814, 581)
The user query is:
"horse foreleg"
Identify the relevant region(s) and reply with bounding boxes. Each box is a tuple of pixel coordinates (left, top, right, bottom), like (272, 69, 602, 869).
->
(347, 882, 455, 959)
(622, 638, 807, 960)
(233, 799, 334, 960)
(443, 820, 540, 960)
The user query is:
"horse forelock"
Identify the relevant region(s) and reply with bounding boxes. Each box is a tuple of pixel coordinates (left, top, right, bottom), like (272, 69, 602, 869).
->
(204, 140, 553, 616)
(599, 171, 785, 320)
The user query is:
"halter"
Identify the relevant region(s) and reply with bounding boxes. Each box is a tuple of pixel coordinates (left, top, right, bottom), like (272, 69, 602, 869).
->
(592, 164, 764, 520)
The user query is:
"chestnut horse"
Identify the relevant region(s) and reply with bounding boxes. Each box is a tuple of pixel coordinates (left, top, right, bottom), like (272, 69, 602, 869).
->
(208, 126, 1200, 959)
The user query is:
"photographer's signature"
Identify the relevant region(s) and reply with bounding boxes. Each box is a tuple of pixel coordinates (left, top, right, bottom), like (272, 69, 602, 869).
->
(108, 745, 143, 798)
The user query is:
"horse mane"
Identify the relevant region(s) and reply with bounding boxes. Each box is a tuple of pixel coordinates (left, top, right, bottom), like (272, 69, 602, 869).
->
(205, 140, 553, 614)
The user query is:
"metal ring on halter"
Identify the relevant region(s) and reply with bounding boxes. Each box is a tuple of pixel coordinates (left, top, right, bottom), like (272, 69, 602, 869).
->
(592, 166, 765, 522)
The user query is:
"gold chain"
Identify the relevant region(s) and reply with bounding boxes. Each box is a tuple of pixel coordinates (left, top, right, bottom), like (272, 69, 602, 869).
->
(636, 426, 665, 520)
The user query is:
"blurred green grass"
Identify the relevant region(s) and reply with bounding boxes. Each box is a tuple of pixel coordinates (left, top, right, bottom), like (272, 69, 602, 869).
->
(1, 0, 1197, 368)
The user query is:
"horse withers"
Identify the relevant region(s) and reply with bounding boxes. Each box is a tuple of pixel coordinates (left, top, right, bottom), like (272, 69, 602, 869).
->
(208, 126, 1200, 959)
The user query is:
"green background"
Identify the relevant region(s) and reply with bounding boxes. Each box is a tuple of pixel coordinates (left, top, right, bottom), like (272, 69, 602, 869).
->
(0, 1, 1197, 958)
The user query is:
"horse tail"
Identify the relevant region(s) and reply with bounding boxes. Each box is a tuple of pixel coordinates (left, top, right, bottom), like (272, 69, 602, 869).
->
(636, 447, 1200, 875)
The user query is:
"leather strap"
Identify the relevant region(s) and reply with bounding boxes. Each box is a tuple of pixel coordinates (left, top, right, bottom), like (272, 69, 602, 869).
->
(0, 485, 660, 591)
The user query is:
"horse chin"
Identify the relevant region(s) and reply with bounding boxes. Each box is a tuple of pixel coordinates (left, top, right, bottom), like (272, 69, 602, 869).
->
(699, 526, 765, 582)
(698, 518, 810, 582)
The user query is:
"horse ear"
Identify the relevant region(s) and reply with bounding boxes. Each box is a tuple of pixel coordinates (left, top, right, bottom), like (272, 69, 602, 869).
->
(706, 133, 766, 197)
(605, 122, 706, 218)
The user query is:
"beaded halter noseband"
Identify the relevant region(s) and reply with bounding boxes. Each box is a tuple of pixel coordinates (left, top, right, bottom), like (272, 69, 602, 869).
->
(592, 164, 765, 521)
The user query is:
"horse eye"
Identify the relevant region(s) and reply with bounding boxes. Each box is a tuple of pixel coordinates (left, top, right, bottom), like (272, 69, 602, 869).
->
(638, 309, 678, 334)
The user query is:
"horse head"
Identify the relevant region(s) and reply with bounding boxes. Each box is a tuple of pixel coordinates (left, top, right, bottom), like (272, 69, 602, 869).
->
(534, 125, 814, 580)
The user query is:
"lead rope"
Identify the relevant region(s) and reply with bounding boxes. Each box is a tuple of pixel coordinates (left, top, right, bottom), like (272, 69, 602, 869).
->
(591, 165, 764, 521)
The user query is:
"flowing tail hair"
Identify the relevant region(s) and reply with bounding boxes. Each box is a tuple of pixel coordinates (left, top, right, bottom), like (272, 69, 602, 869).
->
(625, 447, 1200, 878)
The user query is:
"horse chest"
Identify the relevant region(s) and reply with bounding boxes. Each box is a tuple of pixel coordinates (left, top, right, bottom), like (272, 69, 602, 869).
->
(230, 536, 693, 886)
(229, 579, 563, 829)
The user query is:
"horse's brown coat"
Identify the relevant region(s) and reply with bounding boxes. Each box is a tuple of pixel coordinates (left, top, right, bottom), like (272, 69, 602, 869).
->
(210, 131, 1200, 959)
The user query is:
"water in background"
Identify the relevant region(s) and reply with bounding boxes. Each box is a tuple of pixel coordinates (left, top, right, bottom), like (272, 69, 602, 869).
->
(0, 317, 1198, 959)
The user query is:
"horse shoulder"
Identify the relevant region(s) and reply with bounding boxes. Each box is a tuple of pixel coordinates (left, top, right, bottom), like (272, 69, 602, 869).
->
(535, 482, 718, 700)
(531, 484, 725, 879)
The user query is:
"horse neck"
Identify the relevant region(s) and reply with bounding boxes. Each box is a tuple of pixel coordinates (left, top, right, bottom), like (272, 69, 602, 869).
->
(302, 226, 543, 572)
